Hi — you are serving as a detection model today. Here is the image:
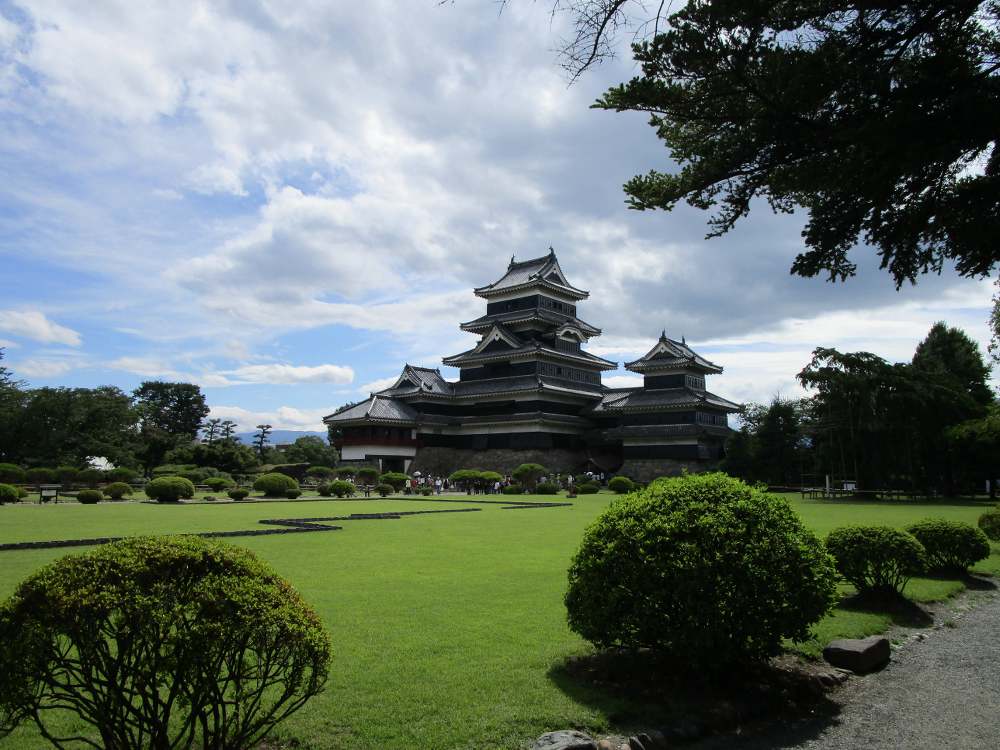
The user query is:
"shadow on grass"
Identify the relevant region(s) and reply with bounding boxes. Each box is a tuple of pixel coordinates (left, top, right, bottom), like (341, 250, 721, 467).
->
(837, 590, 933, 628)
(923, 571, 998, 591)
(547, 649, 841, 741)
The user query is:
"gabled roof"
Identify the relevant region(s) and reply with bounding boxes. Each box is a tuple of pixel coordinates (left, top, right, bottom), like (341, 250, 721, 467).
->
(459, 309, 601, 337)
(442, 343, 617, 370)
(624, 331, 723, 374)
(590, 386, 739, 413)
(378, 364, 454, 397)
(323, 395, 419, 424)
(474, 249, 588, 300)
(469, 324, 524, 354)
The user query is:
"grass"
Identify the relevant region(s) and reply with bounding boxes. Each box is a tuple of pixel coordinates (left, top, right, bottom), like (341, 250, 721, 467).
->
(0, 491, 997, 749)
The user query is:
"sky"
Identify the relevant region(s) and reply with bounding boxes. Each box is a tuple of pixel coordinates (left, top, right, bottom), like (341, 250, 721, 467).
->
(0, 1, 995, 433)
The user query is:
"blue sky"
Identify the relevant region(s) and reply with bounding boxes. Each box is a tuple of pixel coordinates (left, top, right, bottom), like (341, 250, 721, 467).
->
(0, 1, 995, 432)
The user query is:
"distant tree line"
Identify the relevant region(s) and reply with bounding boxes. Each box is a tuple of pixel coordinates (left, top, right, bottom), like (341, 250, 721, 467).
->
(723, 323, 997, 496)
(0, 351, 337, 476)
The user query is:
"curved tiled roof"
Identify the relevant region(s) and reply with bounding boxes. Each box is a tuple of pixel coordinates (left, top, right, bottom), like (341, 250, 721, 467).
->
(591, 387, 739, 413)
(624, 332, 722, 374)
(474, 250, 588, 300)
(324, 395, 418, 424)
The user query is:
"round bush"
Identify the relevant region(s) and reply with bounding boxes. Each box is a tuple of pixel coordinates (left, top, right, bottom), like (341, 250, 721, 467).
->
(977, 510, 1000, 542)
(105, 467, 139, 483)
(419, 486, 433, 496)
(253, 472, 300, 498)
(536, 482, 559, 495)
(502, 484, 523, 495)
(905, 519, 991, 572)
(608, 476, 635, 494)
(576, 482, 599, 495)
(825, 526, 926, 595)
(379, 472, 409, 491)
(356, 467, 379, 485)
(0, 464, 25, 484)
(306, 466, 336, 480)
(56, 466, 79, 484)
(76, 489, 104, 504)
(0, 536, 331, 748)
(565, 473, 837, 670)
(77, 468, 104, 487)
(203, 476, 234, 492)
(0, 483, 18, 505)
(335, 466, 357, 478)
(286, 489, 302, 499)
(25, 468, 56, 484)
(329, 480, 356, 498)
(375, 483, 394, 497)
(227, 488, 250, 501)
(103, 482, 133, 500)
(317, 482, 333, 497)
(144, 476, 196, 503)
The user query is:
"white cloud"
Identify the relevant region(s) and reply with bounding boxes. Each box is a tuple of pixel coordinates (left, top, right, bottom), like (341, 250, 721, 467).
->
(224, 363, 354, 385)
(14, 357, 75, 378)
(208, 404, 337, 432)
(0, 310, 82, 346)
(603, 374, 643, 389)
(358, 375, 399, 394)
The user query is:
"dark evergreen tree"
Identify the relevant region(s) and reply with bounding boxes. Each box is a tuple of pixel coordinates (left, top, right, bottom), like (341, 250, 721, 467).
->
(283, 436, 339, 467)
(540, 1, 1000, 285)
(253, 424, 272, 460)
(132, 382, 210, 473)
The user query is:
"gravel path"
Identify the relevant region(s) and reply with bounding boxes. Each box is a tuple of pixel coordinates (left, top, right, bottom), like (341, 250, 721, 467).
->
(694, 591, 1000, 750)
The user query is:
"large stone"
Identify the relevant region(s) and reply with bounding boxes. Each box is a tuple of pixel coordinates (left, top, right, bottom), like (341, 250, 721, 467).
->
(823, 635, 891, 673)
(532, 730, 598, 750)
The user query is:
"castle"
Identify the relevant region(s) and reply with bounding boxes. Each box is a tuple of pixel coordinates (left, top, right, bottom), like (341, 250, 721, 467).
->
(324, 251, 738, 481)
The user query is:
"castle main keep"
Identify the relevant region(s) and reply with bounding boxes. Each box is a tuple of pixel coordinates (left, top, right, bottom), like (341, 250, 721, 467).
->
(325, 251, 738, 481)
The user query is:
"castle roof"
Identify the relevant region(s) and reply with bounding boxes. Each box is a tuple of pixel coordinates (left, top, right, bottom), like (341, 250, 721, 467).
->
(324, 395, 419, 424)
(591, 386, 739, 413)
(460, 308, 601, 337)
(624, 331, 723, 374)
(474, 249, 588, 300)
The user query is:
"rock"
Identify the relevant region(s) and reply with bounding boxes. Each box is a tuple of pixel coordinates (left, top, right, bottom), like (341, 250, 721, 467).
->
(627, 736, 645, 750)
(596, 741, 616, 750)
(532, 730, 598, 750)
(823, 635, 891, 673)
(643, 729, 669, 748)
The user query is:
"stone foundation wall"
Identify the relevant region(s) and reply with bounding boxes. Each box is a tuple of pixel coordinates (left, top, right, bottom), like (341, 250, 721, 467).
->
(409, 446, 588, 476)
(618, 458, 722, 484)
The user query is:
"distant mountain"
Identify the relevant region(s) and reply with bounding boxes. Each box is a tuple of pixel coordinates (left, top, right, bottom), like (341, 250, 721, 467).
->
(235, 430, 328, 445)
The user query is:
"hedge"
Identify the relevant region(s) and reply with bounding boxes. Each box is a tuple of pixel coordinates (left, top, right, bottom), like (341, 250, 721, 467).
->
(825, 525, 926, 595)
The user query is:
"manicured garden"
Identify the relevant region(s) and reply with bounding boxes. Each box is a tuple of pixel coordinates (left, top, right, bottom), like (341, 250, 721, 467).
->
(0, 490, 997, 749)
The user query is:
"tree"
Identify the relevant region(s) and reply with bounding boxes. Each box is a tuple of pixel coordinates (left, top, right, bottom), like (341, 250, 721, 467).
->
(754, 399, 806, 486)
(133, 382, 210, 473)
(512, 463, 547, 491)
(528, 1, 1000, 286)
(0, 350, 26, 463)
(201, 418, 222, 445)
(283, 436, 339, 467)
(948, 404, 1000, 498)
(0, 536, 330, 749)
(253, 424, 272, 460)
(990, 279, 1000, 365)
(912, 322, 994, 408)
(220, 419, 237, 441)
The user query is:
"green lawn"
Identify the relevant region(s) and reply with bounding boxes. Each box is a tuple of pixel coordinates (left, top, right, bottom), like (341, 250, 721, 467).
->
(0, 491, 996, 749)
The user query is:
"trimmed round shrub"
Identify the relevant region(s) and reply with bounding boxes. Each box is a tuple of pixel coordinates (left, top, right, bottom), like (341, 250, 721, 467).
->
(448, 469, 482, 490)
(317, 482, 333, 497)
(0, 483, 18, 504)
(825, 526, 926, 595)
(576, 482, 599, 495)
(335, 466, 357, 479)
(227, 488, 250, 501)
(77, 468, 104, 487)
(479, 471, 503, 487)
(105, 467, 138, 483)
(419, 486, 433, 496)
(905, 519, 991, 572)
(103, 482, 133, 501)
(375, 483, 394, 497)
(253, 472, 300, 498)
(565, 473, 837, 670)
(502, 484, 523, 495)
(204, 476, 235, 492)
(536, 482, 560, 495)
(330, 480, 356, 498)
(977, 510, 1000, 542)
(0, 464, 25, 484)
(144, 476, 196, 503)
(286, 489, 302, 499)
(356, 467, 379, 485)
(25, 468, 56, 485)
(379, 472, 409, 491)
(512, 463, 547, 490)
(76, 489, 103, 504)
(56, 466, 79, 485)
(306, 466, 336, 480)
(608, 476, 635, 494)
(0, 536, 331, 748)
